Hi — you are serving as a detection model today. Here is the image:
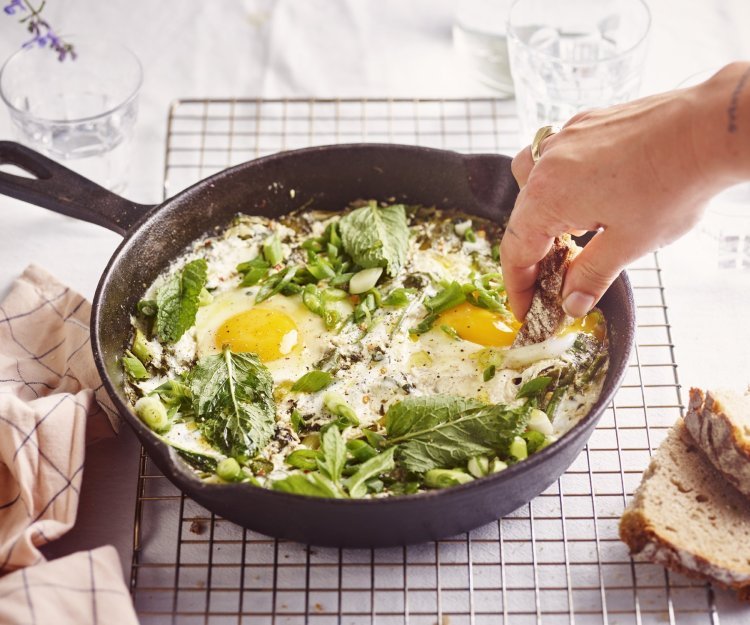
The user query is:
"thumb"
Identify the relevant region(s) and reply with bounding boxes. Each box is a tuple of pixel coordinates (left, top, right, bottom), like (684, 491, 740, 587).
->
(562, 229, 637, 317)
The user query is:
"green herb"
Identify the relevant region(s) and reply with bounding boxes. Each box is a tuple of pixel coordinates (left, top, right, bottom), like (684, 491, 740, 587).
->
(285, 449, 321, 471)
(317, 426, 346, 484)
(483, 365, 496, 382)
(345, 448, 396, 498)
(362, 428, 385, 448)
(425, 281, 465, 315)
(491, 244, 500, 263)
(156, 258, 208, 343)
(291, 370, 334, 393)
(346, 439, 379, 463)
(152, 379, 192, 409)
(338, 202, 409, 277)
(424, 468, 474, 489)
(187, 347, 276, 458)
(290, 409, 303, 433)
(237, 257, 270, 287)
(255, 266, 298, 303)
(382, 287, 413, 307)
(385, 396, 530, 473)
(262, 234, 284, 266)
(272, 472, 342, 498)
(516, 376, 553, 399)
(123, 350, 149, 380)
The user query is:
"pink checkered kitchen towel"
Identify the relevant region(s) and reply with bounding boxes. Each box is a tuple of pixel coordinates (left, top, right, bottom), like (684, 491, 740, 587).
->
(0, 265, 138, 624)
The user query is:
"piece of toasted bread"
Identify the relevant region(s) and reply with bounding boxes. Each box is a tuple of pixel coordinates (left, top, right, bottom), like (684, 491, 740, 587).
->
(619, 420, 750, 600)
(685, 387, 750, 499)
(512, 234, 580, 347)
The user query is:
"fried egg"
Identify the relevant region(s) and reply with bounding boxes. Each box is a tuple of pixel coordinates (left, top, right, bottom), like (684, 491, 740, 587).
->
(194, 290, 331, 383)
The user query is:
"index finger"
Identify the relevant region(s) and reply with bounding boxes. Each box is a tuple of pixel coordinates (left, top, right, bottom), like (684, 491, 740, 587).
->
(500, 186, 560, 320)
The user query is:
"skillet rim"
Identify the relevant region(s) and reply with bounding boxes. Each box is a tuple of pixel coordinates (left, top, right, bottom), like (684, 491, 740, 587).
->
(90, 142, 635, 507)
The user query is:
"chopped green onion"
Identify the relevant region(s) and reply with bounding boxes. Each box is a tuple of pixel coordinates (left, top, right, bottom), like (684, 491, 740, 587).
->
(483, 365, 496, 382)
(323, 392, 359, 426)
(307, 257, 336, 281)
(134, 395, 170, 432)
(424, 469, 474, 489)
(516, 375, 553, 399)
(346, 439, 379, 463)
(464, 228, 477, 243)
(349, 267, 383, 294)
(291, 370, 334, 393)
(216, 457, 243, 482)
(491, 244, 500, 263)
(123, 350, 149, 380)
(285, 449, 321, 471)
(425, 281, 465, 315)
(290, 409, 303, 433)
(131, 329, 152, 365)
(467, 455, 489, 478)
(262, 234, 284, 266)
(527, 408, 553, 436)
(382, 287, 412, 307)
(509, 436, 528, 461)
(440, 325, 461, 341)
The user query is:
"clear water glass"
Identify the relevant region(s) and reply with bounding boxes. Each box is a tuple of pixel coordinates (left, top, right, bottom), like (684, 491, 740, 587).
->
(0, 36, 142, 193)
(507, 0, 650, 144)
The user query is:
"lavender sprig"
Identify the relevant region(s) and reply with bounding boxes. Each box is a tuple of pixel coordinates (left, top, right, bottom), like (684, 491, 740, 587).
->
(3, 0, 75, 61)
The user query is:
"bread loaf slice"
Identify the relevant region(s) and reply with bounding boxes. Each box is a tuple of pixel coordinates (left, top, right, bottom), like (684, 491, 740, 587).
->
(619, 420, 750, 600)
(512, 234, 580, 347)
(685, 387, 750, 499)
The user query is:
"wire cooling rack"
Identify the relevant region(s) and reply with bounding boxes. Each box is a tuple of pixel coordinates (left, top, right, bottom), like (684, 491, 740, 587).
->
(130, 98, 741, 625)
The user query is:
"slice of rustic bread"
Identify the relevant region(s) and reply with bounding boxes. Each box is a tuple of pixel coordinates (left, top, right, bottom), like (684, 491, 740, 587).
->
(512, 234, 580, 347)
(685, 387, 750, 499)
(619, 420, 750, 600)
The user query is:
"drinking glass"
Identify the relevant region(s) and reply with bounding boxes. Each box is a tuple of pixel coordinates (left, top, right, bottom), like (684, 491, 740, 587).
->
(0, 36, 142, 193)
(507, 0, 650, 143)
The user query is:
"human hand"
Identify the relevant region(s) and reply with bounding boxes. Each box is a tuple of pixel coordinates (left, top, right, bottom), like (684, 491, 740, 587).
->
(500, 62, 750, 320)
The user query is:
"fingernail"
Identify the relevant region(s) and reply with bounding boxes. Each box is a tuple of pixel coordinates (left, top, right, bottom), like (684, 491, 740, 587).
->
(563, 292, 595, 318)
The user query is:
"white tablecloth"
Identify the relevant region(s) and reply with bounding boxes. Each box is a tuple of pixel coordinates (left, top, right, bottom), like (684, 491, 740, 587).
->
(1, 0, 749, 587)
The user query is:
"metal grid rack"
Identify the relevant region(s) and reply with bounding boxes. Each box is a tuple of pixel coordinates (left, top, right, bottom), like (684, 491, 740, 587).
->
(130, 98, 734, 624)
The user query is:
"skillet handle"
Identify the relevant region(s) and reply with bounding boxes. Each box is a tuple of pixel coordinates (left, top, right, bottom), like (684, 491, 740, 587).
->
(0, 141, 153, 236)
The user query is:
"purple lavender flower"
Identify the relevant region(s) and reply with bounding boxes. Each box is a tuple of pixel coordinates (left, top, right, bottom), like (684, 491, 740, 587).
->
(3, 0, 25, 15)
(4, 0, 75, 61)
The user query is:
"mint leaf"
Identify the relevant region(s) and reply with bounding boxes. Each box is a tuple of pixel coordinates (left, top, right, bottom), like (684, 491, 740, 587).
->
(317, 426, 346, 484)
(272, 472, 342, 498)
(156, 258, 208, 343)
(291, 370, 334, 393)
(187, 347, 276, 458)
(339, 202, 409, 277)
(385, 396, 530, 473)
(345, 447, 396, 498)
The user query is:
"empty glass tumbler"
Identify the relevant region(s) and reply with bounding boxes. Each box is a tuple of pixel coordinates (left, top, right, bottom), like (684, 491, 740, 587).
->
(507, 0, 650, 143)
(0, 36, 142, 193)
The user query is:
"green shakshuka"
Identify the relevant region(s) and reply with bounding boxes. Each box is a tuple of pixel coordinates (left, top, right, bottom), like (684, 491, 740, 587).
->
(122, 202, 608, 498)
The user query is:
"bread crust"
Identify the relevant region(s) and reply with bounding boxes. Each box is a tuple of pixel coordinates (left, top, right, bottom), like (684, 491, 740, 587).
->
(685, 387, 750, 499)
(512, 235, 579, 347)
(619, 421, 750, 601)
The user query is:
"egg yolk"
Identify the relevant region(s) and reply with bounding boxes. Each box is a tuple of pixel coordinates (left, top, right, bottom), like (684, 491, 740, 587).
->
(438, 302, 521, 347)
(215, 308, 299, 362)
(562, 309, 606, 342)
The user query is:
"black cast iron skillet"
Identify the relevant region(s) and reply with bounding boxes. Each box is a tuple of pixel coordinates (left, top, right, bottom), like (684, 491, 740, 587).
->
(0, 140, 635, 547)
